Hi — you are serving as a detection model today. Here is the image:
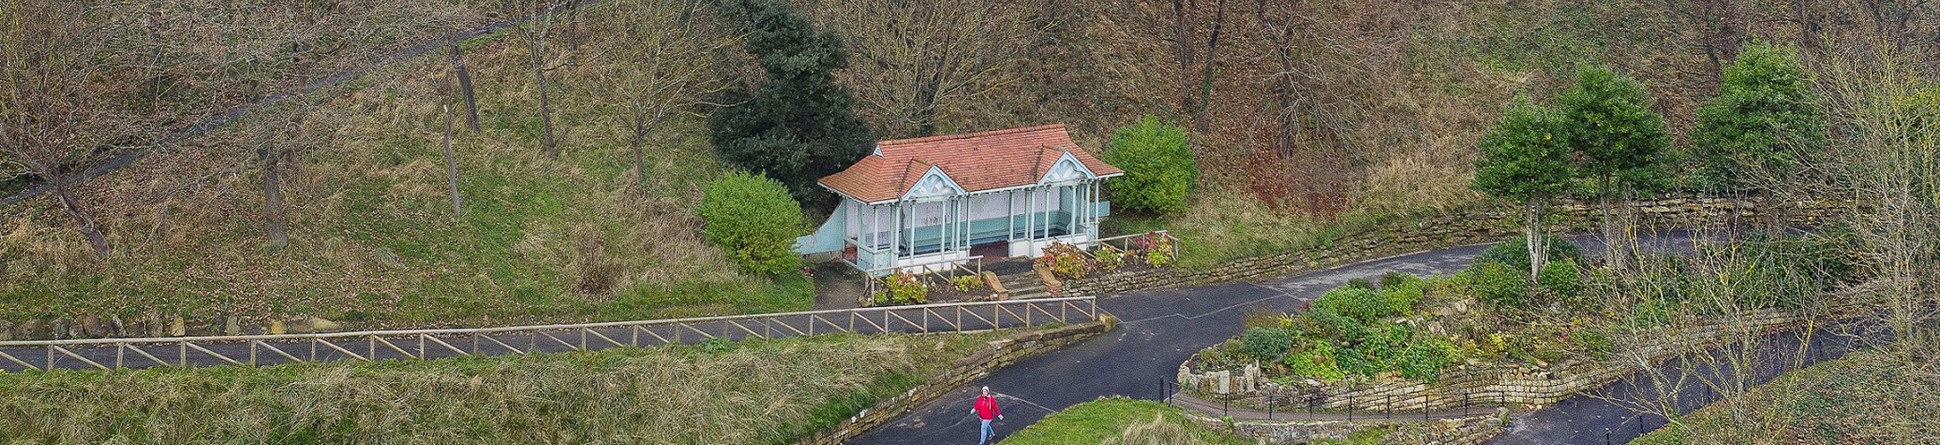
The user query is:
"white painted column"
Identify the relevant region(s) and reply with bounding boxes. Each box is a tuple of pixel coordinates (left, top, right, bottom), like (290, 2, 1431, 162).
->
(1006, 191, 1016, 241)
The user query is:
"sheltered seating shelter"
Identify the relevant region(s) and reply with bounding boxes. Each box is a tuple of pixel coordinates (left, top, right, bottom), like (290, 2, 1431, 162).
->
(794, 124, 1123, 276)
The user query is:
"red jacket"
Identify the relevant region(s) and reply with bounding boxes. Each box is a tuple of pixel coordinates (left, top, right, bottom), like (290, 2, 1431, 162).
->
(974, 394, 1001, 420)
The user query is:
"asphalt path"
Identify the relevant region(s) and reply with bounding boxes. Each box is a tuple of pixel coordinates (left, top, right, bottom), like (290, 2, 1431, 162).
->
(847, 242, 1494, 445)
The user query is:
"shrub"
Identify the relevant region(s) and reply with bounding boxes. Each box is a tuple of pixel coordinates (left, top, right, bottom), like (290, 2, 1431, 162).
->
(1102, 116, 1197, 215)
(1313, 287, 1391, 323)
(1536, 259, 1583, 306)
(708, 0, 874, 205)
(1298, 308, 1367, 344)
(1397, 338, 1459, 383)
(1238, 327, 1295, 363)
(1132, 232, 1177, 268)
(1689, 42, 1826, 194)
(950, 275, 985, 292)
(871, 272, 928, 305)
(1464, 260, 1530, 308)
(1475, 234, 1582, 272)
(1343, 278, 1377, 291)
(1570, 328, 1616, 360)
(1094, 246, 1128, 272)
(1035, 242, 1094, 280)
(1378, 278, 1426, 315)
(1378, 271, 1420, 290)
(699, 171, 807, 275)
(1282, 342, 1347, 382)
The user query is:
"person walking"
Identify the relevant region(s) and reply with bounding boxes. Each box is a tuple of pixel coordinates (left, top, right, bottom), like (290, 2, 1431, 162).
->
(972, 386, 1003, 444)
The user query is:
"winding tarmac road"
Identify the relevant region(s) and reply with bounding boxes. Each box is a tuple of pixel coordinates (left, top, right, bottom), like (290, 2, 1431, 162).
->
(846, 231, 1878, 445)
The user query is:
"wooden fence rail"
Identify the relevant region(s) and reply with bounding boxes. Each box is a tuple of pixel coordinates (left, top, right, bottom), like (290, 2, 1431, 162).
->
(0, 296, 1099, 372)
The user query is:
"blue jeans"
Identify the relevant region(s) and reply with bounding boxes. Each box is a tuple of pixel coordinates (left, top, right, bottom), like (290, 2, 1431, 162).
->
(979, 419, 994, 444)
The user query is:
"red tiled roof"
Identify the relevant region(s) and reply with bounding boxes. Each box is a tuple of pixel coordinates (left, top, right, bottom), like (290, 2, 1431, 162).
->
(819, 124, 1124, 202)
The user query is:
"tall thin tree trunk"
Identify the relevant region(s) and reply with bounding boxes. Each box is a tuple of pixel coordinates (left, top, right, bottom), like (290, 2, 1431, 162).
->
(263, 149, 288, 248)
(1601, 175, 1626, 269)
(631, 121, 648, 195)
(1527, 199, 1545, 277)
(528, 20, 558, 158)
(450, 45, 480, 132)
(535, 60, 557, 157)
(443, 105, 462, 214)
(1192, 0, 1226, 132)
(1172, 0, 1197, 117)
(52, 178, 111, 258)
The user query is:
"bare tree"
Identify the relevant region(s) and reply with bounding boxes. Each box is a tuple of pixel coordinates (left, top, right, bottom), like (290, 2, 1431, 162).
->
(602, 0, 734, 194)
(511, 0, 566, 157)
(1815, 46, 1939, 347)
(813, 0, 1040, 137)
(1173, 0, 1229, 132)
(0, 0, 123, 258)
(449, 44, 481, 132)
(1601, 233, 1823, 444)
(443, 105, 462, 214)
(1661, 0, 1748, 87)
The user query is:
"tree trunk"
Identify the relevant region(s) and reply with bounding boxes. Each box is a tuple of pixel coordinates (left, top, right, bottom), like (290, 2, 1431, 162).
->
(1191, 0, 1226, 132)
(443, 105, 462, 214)
(631, 121, 648, 196)
(1526, 198, 1545, 278)
(52, 179, 111, 258)
(1601, 175, 1625, 269)
(531, 31, 557, 157)
(450, 45, 480, 132)
(1172, 0, 1197, 117)
(263, 150, 288, 248)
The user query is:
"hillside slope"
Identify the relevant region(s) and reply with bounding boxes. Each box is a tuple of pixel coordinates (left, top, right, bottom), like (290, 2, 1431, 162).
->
(2, 0, 1933, 329)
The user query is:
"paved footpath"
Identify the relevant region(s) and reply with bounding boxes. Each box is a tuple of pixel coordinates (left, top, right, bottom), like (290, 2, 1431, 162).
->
(847, 230, 1880, 445)
(847, 243, 1490, 445)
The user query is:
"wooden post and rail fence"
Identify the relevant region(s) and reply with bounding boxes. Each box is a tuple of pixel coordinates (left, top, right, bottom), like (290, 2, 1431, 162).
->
(0, 296, 1100, 373)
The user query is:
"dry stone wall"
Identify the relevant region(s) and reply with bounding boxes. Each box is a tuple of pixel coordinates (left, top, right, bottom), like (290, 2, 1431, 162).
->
(1065, 196, 1838, 297)
(1180, 408, 1509, 445)
(1179, 300, 1870, 413)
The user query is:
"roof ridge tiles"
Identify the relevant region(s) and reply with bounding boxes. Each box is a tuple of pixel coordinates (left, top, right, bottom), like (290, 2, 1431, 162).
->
(875, 123, 1066, 150)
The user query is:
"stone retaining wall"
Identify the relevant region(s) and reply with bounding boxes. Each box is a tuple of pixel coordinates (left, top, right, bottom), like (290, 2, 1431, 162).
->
(1180, 408, 1509, 445)
(1066, 196, 1838, 297)
(1180, 299, 1871, 413)
(793, 318, 1114, 445)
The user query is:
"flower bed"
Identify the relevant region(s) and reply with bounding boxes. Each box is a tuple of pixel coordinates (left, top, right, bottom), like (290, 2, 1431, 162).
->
(1185, 232, 1864, 410)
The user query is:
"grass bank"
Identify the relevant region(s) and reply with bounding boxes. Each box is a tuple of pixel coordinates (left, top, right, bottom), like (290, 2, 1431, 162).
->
(0, 332, 998, 444)
(1630, 338, 1940, 444)
(999, 397, 1253, 445)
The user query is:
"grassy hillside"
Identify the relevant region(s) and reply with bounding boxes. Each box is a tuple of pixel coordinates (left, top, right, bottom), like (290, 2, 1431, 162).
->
(1630, 340, 1940, 444)
(999, 398, 1253, 445)
(0, 332, 997, 444)
(2, 0, 1934, 327)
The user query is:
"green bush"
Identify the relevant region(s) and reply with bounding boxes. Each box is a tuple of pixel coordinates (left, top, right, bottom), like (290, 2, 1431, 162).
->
(1298, 308, 1367, 344)
(1237, 327, 1295, 363)
(1570, 328, 1615, 360)
(1313, 287, 1392, 323)
(699, 171, 807, 275)
(1282, 342, 1347, 382)
(1397, 338, 1459, 383)
(1464, 260, 1530, 307)
(1378, 271, 1419, 289)
(1378, 278, 1426, 315)
(1536, 259, 1583, 306)
(1475, 234, 1582, 272)
(1102, 115, 1197, 215)
(1344, 278, 1377, 291)
(871, 272, 928, 305)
